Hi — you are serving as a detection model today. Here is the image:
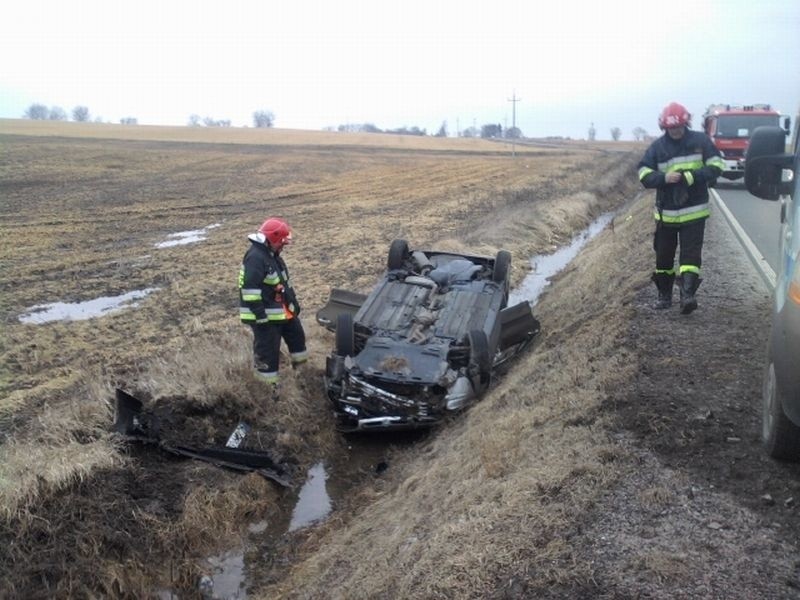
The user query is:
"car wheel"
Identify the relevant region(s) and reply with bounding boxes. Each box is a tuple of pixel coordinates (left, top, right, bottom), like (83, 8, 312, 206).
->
(468, 329, 491, 388)
(492, 250, 511, 301)
(763, 360, 800, 460)
(388, 239, 409, 270)
(336, 313, 355, 357)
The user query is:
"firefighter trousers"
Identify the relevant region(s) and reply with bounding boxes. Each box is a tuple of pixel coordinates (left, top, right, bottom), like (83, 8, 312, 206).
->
(653, 218, 706, 273)
(250, 319, 307, 379)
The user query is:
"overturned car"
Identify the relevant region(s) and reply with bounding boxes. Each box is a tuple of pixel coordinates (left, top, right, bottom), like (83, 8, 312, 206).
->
(316, 239, 540, 432)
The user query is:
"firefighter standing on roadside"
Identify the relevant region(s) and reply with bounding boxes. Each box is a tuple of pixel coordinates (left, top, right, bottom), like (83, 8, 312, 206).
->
(637, 102, 725, 314)
(238, 217, 308, 399)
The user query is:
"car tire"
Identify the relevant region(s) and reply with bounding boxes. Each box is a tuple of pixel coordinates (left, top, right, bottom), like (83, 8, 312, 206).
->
(763, 360, 800, 460)
(468, 329, 491, 388)
(492, 250, 511, 301)
(336, 313, 355, 357)
(388, 239, 409, 270)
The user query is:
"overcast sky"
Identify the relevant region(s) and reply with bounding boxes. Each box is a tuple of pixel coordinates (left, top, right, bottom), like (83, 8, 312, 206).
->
(1, 0, 798, 140)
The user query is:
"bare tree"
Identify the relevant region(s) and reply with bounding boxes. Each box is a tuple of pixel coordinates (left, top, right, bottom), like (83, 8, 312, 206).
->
(188, 114, 201, 127)
(120, 117, 138, 125)
(48, 106, 67, 121)
(24, 103, 49, 119)
(632, 126, 648, 141)
(253, 110, 275, 128)
(588, 122, 596, 141)
(435, 121, 448, 137)
(610, 127, 622, 141)
(72, 106, 90, 122)
(201, 116, 231, 127)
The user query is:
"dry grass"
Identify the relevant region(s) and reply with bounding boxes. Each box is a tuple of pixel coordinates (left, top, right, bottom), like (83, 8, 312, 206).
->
(0, 119, 645, 597)
(257, 193, 649, 599)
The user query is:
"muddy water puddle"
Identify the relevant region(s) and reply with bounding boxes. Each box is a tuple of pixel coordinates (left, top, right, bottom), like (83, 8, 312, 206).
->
(185, 431, 423, 598)
(17, 288, 159, 324)
(18, 224, 221, 324)
(155, 223, 221, 248)
(509, 212, 613, 306)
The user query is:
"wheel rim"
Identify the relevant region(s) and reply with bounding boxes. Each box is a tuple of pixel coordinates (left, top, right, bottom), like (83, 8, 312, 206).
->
(763, 363, 777, 442)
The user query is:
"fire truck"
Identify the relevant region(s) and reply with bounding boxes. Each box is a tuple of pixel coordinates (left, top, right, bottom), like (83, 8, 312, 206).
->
(702, 103, 790, 180)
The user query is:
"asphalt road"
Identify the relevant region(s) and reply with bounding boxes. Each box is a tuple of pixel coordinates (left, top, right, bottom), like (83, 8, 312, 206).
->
(712, 180, 782, 289)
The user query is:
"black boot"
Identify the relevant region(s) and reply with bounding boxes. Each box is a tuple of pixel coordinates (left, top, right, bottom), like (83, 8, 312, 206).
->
(651, 273, 675, 309)
(679, 272, 702, 314)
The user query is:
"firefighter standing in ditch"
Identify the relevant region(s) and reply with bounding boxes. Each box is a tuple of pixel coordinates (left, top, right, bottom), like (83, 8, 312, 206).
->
(637, 102, 725, 314)
(239, 217, 308, 399)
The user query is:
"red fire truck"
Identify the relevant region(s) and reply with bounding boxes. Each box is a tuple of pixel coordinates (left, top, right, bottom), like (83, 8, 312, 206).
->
(702, 103, 790, 180)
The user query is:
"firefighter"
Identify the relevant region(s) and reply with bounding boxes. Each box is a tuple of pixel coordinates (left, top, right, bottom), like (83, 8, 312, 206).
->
(238, 217, 308, 399)
(637, 102, 725, 314)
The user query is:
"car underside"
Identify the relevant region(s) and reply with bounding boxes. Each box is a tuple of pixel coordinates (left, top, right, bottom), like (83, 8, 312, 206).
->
(316, 240, 540, 432)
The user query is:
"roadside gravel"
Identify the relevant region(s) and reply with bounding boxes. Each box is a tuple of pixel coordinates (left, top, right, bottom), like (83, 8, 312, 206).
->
(545, 193, 800, 599)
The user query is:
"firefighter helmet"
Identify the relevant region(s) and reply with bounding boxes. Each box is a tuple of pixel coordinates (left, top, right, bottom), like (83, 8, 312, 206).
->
(258, 217, 293, 251)
(658, 102, 691, 129)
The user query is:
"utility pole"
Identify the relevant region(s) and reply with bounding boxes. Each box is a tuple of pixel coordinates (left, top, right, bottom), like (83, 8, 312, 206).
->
(508, 90, 521, 157)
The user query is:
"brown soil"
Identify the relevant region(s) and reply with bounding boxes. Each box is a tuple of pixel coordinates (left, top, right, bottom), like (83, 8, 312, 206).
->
(2, 122, 799, 600)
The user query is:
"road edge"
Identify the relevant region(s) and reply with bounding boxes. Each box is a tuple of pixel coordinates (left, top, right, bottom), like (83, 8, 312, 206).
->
(711, 187, 776, 291)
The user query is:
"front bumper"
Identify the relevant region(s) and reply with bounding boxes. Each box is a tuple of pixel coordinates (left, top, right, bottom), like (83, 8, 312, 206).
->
(325, 363, 480, 432)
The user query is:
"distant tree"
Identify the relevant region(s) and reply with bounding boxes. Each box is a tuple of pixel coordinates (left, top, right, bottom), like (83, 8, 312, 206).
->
(200, 116, 231, 127)
(632, 126, 648, 141)
(337, 123, 382, 133)
(588, 122, 596, 141)
(253, 110, 275, 128)
(481, 123, 502, 138)
(24, 103, 49, 119)
(505, 126, 522, 139)
(72, 106, 90, 122)
(48, 106, 67, 121)
(188, 114, 201, 127)
(435, 121, 448, 137)
(461, 126, 480, 138)
(610, 127, 622, 141)
(120, 117, 138, 125)
(387, 125, 426, 136)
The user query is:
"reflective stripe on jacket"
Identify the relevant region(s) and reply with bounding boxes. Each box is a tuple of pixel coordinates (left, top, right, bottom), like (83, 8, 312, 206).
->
(238, 237, 295, 323)
(637, 129, 725, 225)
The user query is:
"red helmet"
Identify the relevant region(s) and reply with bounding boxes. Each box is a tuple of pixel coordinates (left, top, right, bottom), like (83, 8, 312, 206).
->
(258, 217, 293, 251)
(658, 102, 691, 129)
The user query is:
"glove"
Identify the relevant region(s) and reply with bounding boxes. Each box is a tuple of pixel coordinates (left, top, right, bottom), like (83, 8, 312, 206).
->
(285, 287, 301, 317)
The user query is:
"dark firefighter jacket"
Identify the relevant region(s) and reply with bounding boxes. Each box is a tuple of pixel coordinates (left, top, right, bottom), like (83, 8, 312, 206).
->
(637, 129, 725, 225)
(239, 234, 299, 324)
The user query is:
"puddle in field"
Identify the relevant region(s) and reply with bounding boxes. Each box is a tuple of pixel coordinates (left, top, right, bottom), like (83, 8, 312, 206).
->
(155, 223, 221, 248)
(288, 462, 332, 532)
(204, 549, 247, 599)
(18, 288, 158, 324)
(509, 212, 614, 307)
(188, 434, 413, 597)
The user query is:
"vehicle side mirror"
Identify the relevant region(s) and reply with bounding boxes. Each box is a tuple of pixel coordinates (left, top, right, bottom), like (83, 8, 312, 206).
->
(744, 126, 794, 200)
(783, 116, 791, 135)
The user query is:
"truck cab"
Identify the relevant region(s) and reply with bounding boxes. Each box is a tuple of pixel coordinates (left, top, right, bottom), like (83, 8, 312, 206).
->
(744, 121, 800, 459)
(703, 104, 790, 180)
